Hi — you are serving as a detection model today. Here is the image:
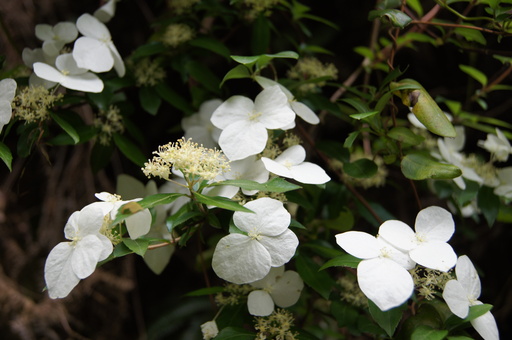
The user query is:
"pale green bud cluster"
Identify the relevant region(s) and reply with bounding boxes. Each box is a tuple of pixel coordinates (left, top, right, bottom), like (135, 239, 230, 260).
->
(167, 0, 200, 14)
(411, 267, 453, 301)
(240, 0, 281, 20)
(132, 58, 166, 87)
(214, 283, 253, 306)
(254, 309, 299, 340)
(162, 23, 195, 48)
(337, 275, 368, 308)
(93, 105, 125, 145)
(287, 57, 338, 93)
(12, 85, 63, 123)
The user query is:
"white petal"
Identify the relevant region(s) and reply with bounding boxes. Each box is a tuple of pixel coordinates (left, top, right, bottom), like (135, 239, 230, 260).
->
(455, 255, 481, 300)
(77, 202, 111, 235)
(376, 237, 416, 270)
(44, 242, 81, 299)
(71, 234, 107, 279)
(143, 244, 175, 275)
(255, 86, 295, 129)
(291, 101, 319, 125)
(335, 231, 380, 259)
(233, 197, 290, 236)
(291, 162, 330, 184)
(357, 258, 414, 311)
(250, 266, 284, 289)
(55, 53, 87, 75)
(0, 78, 17, 101)
(218, 120, 268, 161)
(442, 279, 470, 318)
(0, 100, 12, 132)
(108, 42, 125, 77)
(94, 0, 117, 23)
(378, 220, 417, 252)
(212, 233, 271, 284)
(470, 311, 500, 340)
(73, 37, 114, 73)
(270, 270, 304, 307)
(259, 229, 298, 267)
(35, 24, 54, 41)
(409, 241, 457, 272)
(126, 208, 152, 239)
(63, 211, 81, 240)
(22, 48, 45, 67)
(261, 157, 294, 179)
(53, 22, 78, 42)
(254, 76, 293, 100)
(274, 145, 306, 166)
(211, 95, 254, 129)
(248, 290, 275, 316)
(33, 62, 64, 84)
(76, 13, 111, 40)
(415, 206, 454, 242)
(61, 73, 104, 93)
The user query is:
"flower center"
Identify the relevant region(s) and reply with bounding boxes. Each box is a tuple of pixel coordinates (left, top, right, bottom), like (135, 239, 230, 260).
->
(248, 111, 262, 121)
(248, 228, 262, 241)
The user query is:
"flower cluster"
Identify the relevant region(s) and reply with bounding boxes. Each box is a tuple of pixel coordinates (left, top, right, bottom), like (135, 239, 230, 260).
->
(287, 56, 338, 93)
(11, 85, 63, 123)
(132, 58, 167, 87)
(93, 105, 125, 145)
(161, 23, 195, 48)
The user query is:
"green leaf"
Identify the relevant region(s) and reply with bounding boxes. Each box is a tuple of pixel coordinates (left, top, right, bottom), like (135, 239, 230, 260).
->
(212, 177, 301, 193)
(344, 131, 360, 148)
(186, 61, 221, 94)
(112, 242, 133, 258)
(477, 186, 500, 227)
(113, 133, 147, 167)
(130, 41, 166, 60)
(193, 192, 253, 213)
(331, 300, 360, 330)
(50, 111, 79, 144)
(344, 158, 378, 178)
(0, 142, 12, 171)
(459, 65, 488, 86)
(220, 64, 251, 87)
(189, 36, 231, 58)
(368, 300, 407, 337)
(139, 86, 161, 115)
(155, 83, 194, 114)
(349, 111, 379, 120)
(401, 153, 462, 180)
(319, 254, 361, 270)
(411, 326, 448, 340)
(368, 9, 412, 28)
(407, 0, 424, 16)
(122, 238, 150, 257)
(388, 126, 425, 146)
(214, 327, 255, 340)
(251, 15, 270, 55)
(454, 26, 487, 45)
(465, 304, 493, 322)
(296, 252, 335, 299)
(166, 209, 202, 233)
(342, 98, 372, 114)
(185, 286, 225, 296)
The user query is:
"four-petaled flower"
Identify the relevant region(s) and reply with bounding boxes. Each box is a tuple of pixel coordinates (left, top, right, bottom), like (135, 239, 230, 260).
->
(336, 231, 415, 311)
(35, 22, 78, 56)
(247, 266, 304, 316)
(478, 128, 512, 162)
(212, 197, 298, 284)
(443, 255, 499, 340)
(211, 86, 295, 161)
(379, 206, 457, 272)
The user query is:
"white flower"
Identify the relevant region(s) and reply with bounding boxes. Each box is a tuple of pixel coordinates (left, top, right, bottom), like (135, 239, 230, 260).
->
(247, 266, 304, 316)
(436, 126, 482, 190)
(211, 197, 298, 284)
(182, 99, 222, 149)
(494, 167, 512, 199)
(255, 76, 320, 125)
(222, 155, 269, 195)
(0, 78, 17, 133)
(200, 320, 219, 340)
(117, 174, 175, 274)
(94, 0, 119, 23)
(35, 22, 78, 56)
(335, 231, 415, 311)
(443, 255, 499, 340)
(95, 191, 152, 240)
(261, 145, 330, 184)
(44, 202, 113, 298)
(22, 48, 58, 88)
(211, 86, 295, 160)
(379, 206, 457, 272)
(478, 128, 512, 162)
(73, 13, 125, 76)
(33, 53, 104, 93)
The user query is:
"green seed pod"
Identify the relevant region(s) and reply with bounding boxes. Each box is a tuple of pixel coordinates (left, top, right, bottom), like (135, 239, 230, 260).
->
(390, 79, 456, 138)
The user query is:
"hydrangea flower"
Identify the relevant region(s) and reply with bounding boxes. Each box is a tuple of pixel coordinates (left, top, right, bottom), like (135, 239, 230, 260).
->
(182, 99, 222, 149)
(33, 53, 104, 93)
(211, 86, 295, 161)
(478, 128, 512, 162)
(220, 155, 269, 196)
(335, 231, 415, 311)
(442, 255, 499, 340)
(247, 266, 304, 316)
(73, 13, 125, 77)
(378, 206, 457, 272)
(212, 197, 298, 284)
(261, 144, 330, 184)
(35, 22, 78, 56)
(44, 202, 113, 298)
(21, 48, 57, 88)
(200, 320, 219, 340)
(0, 78, 17, 133)
(255, 76, 320, 125)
